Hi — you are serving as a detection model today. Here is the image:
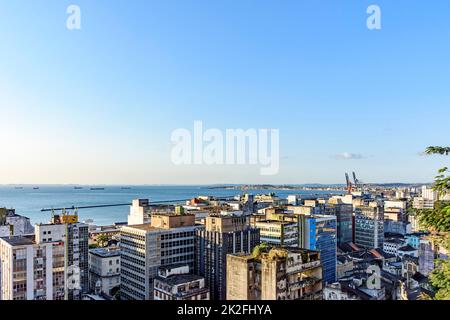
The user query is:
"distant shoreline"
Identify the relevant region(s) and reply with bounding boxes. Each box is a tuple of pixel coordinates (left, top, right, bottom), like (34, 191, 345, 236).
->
(0, 182, 430, 187)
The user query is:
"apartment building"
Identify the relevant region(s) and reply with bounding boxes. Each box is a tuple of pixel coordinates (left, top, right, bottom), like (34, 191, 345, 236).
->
(35, 213, 89, 300)
(0, 235, 65, 300)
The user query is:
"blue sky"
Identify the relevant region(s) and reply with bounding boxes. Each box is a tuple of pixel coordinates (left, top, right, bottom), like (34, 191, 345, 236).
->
(0, 0, 449, 184)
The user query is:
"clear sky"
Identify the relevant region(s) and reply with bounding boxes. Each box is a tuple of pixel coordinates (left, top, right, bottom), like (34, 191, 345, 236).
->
(0, 0, 449, 185)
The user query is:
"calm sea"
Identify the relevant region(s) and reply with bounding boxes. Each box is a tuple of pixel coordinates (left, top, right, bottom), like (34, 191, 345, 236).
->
(0, 185, 344, 226)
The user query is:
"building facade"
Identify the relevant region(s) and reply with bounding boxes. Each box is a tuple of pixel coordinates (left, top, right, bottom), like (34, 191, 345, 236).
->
(195, 215, 260, 300)
(324, 202, 353, 246)
(120, 213, 197, 300)
(89, 247, 121, 297)
(227, 247, 323, 300)
(35, 213, 89, 300)
(253, 220, 298, 247)
(298, 215, 337, 284)
(355, 205, 384, 249)
(0, 235, 65, 300)
(153, 265, 209, 300)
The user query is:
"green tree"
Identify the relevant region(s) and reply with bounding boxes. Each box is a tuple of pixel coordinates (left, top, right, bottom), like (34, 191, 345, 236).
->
(429, 260, 450, 300)
(425, 146, 450, 156)
(421, 146, 450, 300)
(96, 234, 109, 248)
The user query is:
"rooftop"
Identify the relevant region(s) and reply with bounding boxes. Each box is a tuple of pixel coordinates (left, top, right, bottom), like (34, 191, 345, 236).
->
(0, 235, 35, 246)
(123, 224, 159, 232)
(89, 247, 120, 258)
(384, 238, 405, 245)
(156, 273, 204, 287)
(399, 244, 417, 252)
(255, 219, 295, 225)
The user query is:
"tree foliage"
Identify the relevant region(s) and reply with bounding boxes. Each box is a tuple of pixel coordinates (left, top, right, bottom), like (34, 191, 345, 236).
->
(96, 234, 109, 248)
(433, 167, 450, 199)
(429, 260, 450, 300)
(418, 201, 450, 233)
(420, 146, 450, 300)
(425, 146, 450, 156)
(252, 242, 269, 259)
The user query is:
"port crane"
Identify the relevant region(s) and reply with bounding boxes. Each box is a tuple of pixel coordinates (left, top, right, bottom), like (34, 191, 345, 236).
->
(345, 173, 353, 194)
(345, 171, 365, 194)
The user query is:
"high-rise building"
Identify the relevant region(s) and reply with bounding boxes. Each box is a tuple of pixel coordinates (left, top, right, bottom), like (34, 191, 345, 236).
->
(323, 201, 353, 245)
(120, 212, 197, 300)
(226, 247, 323, 300)
(354, 205, 384, 249)
(0, 235, 66, 300)
(35, 212, 89, 300)
(298, 215, 337, 284)
(195, 215, 260, 300)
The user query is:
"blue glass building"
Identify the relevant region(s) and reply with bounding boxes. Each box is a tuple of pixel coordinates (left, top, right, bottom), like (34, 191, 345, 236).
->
(299, 215, 337, 284)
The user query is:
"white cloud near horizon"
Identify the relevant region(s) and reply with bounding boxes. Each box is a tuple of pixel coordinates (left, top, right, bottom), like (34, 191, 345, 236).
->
(333, 152, 365, 160)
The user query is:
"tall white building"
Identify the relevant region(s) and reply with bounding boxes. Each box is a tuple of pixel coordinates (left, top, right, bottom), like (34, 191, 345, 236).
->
(35, 212, 89, 300)
(0, 235, 66, 300)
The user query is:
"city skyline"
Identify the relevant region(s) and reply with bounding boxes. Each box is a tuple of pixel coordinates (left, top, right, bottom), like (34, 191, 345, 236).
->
(1, 0, 449, 185)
